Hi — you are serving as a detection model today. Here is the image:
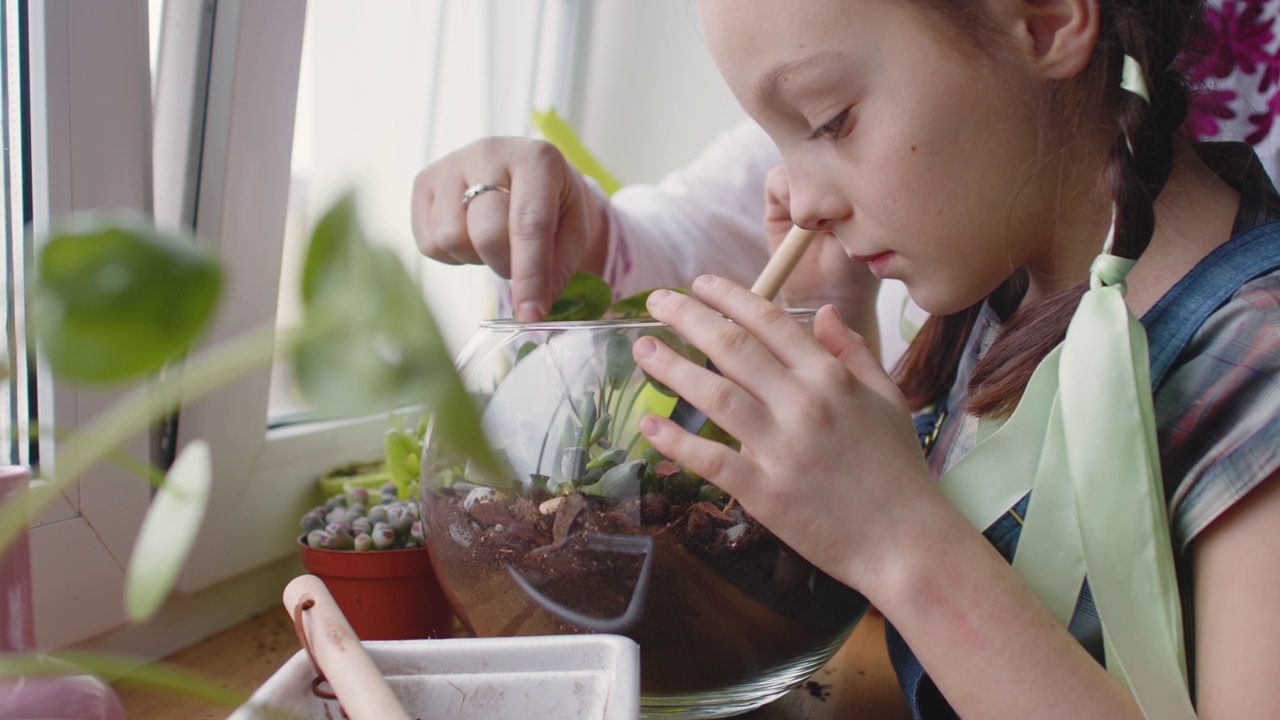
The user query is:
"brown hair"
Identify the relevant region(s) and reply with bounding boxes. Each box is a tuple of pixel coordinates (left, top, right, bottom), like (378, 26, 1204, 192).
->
(895, 0, 1203, 417)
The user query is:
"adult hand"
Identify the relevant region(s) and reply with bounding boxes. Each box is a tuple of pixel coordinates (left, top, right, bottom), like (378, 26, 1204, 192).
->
(411, 137, 609, 321)
(763, 166, 883, 358)
(632, 276, 935, 592)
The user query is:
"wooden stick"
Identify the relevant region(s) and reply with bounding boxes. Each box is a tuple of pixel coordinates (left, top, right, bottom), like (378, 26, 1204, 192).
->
(283, 575, 411, 720)
(750, 226, 820, 300)
(721, 226, 820, 514)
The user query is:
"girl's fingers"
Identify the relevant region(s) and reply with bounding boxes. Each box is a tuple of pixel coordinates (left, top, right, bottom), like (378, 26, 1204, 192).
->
(416, 182, 477, 266)
(644, 286, 797, 405)
(506, 144, 582, 322)
(632, 333, 771, 442)
(644, 275, 832, 411)
(467, 183, 514, 277)
(688, 274, 827, 369)
(637, 412, 759, 497)
(814, 304, 910, 414)
(546, 173, 592, 311)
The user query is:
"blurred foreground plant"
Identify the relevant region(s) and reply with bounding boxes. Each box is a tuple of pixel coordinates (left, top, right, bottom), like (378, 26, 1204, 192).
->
(0, 193, 499, 708)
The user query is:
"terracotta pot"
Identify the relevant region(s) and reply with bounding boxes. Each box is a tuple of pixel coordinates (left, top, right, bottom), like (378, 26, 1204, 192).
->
(298, 539, 453, 641)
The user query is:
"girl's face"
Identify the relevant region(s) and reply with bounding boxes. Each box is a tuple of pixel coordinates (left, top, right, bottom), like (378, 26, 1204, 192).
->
(700, 0, 1078, 315)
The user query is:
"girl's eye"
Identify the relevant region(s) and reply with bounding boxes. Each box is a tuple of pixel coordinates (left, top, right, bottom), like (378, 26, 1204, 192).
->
(809, 110, 850, 141)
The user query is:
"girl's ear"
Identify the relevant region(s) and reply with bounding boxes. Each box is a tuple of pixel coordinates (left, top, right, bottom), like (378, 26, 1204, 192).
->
(1007, 0, 1100, 80)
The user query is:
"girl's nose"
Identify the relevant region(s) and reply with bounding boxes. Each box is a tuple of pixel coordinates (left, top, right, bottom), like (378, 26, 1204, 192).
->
(786, 170, 850, 232)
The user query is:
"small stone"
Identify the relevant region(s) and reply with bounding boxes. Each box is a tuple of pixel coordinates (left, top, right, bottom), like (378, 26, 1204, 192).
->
(463, 486, 496, 511)
(467, 500, 513, 527)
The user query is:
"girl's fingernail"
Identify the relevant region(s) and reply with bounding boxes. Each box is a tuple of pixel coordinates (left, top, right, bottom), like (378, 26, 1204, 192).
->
(692, 275, 713, 291)
(639, 416, 659, 437)
(647, 288, 671, 307)
(634, 336, 657, 359)
(516, 301, 545, 322)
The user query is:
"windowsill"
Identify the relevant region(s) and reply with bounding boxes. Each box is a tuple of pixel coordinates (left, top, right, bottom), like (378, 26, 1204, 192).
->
(113, 608, 298, 719)
(114, 609, 909, 719)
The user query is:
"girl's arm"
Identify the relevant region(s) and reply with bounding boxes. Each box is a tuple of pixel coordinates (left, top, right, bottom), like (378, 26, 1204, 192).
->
(1190, 468, 1280, 718)
(868, 483, 1143, 718)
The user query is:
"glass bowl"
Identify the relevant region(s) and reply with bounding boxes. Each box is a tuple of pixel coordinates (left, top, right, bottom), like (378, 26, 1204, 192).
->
(420, 313, 868, 718)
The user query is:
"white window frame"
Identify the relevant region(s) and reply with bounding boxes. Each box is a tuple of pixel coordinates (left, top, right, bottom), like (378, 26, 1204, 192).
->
(156, 0, 392, 595)
(27, 0, 158, 649)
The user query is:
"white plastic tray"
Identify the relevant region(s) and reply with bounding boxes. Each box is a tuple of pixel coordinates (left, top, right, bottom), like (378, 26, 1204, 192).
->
(229, 634, 640, 720)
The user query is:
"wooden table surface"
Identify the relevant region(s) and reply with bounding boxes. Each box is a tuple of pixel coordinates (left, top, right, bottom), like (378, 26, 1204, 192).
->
(116, 608, 910, 719)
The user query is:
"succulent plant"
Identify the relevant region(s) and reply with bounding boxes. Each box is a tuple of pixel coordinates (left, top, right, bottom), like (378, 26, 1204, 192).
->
(302, 482, 423, 551)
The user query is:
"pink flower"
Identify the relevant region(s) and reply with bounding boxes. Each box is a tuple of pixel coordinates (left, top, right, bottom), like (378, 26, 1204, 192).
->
(1186, 87, 1241, 140)
(1179, 0, 1280, 145)
(1246, 88, 1280, 144)
(1192, 0, 1277, 80)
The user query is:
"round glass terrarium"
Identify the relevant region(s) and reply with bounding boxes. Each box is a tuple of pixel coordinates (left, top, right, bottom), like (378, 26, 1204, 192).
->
(420, 312, 868, 718)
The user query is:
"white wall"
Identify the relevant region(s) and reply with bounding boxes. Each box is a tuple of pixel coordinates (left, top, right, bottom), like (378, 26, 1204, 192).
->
(578, 1, 747, 185)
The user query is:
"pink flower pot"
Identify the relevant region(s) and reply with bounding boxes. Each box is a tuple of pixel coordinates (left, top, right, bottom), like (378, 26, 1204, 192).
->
(0, 465, 126, 720)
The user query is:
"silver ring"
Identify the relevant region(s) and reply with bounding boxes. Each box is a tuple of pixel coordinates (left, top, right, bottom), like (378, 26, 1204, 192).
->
(462, 182, 511, 208)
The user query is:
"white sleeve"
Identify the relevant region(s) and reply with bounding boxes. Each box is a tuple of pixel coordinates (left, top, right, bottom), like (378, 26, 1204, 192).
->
(599, 119, 779, 298)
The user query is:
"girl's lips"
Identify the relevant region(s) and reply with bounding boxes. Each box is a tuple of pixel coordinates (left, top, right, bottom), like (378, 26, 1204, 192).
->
(852, 251, 895, 276)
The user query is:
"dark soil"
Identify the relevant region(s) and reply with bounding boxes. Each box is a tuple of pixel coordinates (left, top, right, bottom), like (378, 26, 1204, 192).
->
(424, 486, 866, 696)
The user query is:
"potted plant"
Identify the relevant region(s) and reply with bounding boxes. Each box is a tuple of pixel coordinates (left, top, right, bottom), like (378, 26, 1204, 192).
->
(297, 416, 454, 641)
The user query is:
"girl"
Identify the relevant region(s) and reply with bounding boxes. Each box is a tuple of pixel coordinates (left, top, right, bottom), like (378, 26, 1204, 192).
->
(628, 0, 1280, 718)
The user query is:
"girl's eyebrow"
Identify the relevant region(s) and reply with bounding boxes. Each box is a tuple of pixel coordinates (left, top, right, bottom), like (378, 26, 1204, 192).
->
(754, 50, 844, 100)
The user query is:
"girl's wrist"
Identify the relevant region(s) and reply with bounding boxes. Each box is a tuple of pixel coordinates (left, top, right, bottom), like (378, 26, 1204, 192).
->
(850, 481, 978, 610)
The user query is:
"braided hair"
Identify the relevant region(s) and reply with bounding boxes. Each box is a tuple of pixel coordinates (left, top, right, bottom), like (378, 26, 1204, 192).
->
(897, 0, 1204, 418)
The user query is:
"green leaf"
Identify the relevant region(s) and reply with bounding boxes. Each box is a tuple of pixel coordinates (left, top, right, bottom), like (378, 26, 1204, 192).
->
(531, 107, 622, 196)
(548, 271, 611, 321)
(33, 213, 221, 383)
(125, 440, 212, 623)
(0, 651, 249, 709)
(294, 193, 501, 478)
(579, 459, 645, 501)
(608, 287, 688, 319)
(601, 331, 636, 393)
(385, 426, 420, 491)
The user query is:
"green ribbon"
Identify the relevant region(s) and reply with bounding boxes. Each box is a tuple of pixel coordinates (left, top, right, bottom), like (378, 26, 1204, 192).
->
(938, 251, 1196, 718)
(1121, 54, 1151, 105)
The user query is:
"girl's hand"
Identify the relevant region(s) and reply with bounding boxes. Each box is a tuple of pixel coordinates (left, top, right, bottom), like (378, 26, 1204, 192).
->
(764, 166, 882, 358)
(633, 275, 933, 590)
(411, 137, 609, 321)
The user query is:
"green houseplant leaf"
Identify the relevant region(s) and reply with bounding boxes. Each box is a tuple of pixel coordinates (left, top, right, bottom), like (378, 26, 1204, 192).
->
(125, 440, 212, 623)
(33, 213, 221, 383)
(609, 287, 687, 319)
(548, 271, 611, 321)
(294, 193, 502, 478)
(0, 651, 250, 709)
